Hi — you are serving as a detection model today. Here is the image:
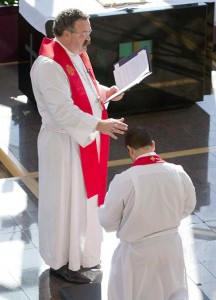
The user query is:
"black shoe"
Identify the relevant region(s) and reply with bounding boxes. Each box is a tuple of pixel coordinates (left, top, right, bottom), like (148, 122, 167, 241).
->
(50, 265, 91, 284)
(80, 264, 101, 272)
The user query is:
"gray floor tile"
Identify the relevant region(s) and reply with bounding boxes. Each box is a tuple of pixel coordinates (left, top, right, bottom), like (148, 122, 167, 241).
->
(199, 282, 216, 300)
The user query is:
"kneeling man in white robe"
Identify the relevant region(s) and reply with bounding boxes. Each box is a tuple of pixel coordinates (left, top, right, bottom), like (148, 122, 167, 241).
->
(98, 126, 196, 300)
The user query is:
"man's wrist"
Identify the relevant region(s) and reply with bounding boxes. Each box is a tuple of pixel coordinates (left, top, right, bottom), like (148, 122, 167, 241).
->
(96, 119, 102, 131)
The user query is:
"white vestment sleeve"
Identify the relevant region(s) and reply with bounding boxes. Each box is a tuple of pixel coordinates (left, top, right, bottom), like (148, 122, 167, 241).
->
(98, 175, 125, 232)
(31, 57, 100, 147)
(180, 169, 197, 218)
(98, 83, 109, 101)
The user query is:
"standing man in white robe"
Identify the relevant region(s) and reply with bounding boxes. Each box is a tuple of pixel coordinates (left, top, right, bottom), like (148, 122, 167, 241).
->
(98, 126, 196, 300)
(30, 8, 128, 284)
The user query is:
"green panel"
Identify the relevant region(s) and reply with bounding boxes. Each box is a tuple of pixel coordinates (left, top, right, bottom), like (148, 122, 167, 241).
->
(119, 40, 153, 60)
(119, 42, 133, 59)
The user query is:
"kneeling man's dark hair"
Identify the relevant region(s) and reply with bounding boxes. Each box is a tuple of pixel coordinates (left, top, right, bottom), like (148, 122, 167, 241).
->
(125, 126, 153, 149)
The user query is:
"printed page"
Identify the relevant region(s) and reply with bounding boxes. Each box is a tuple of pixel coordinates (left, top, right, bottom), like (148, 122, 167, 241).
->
(113, 49, 150, 89)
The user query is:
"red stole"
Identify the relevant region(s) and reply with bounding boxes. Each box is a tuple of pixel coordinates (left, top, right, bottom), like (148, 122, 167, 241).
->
(39, 37, 110, 206)
(132, 154, 165, 167)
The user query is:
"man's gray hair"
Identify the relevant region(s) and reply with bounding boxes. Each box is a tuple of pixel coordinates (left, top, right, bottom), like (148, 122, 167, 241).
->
(53, 9, 90, 37)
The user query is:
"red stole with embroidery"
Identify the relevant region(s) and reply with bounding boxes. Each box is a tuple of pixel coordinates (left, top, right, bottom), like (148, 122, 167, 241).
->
(39, 37, 110, 206)
(132, 154, 165, 167)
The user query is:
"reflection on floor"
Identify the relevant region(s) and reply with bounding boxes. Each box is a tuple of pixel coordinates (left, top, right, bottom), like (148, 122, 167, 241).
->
(0, 63, 216, 299)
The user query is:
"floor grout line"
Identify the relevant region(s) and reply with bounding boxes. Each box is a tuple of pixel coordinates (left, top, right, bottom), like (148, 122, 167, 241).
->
(1, 145, 216, 200)
(108, 146, 216, 167)
(1, 145, 216, 175)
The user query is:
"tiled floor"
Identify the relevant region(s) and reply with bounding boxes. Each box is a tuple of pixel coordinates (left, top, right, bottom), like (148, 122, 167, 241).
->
(0, 62, 216, 299)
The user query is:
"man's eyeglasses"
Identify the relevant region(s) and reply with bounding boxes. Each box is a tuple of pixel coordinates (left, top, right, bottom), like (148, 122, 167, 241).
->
(69, 29, 92, 38)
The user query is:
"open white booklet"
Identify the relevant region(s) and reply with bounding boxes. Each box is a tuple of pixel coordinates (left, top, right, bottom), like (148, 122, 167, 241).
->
(105, 46, 152, 103)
